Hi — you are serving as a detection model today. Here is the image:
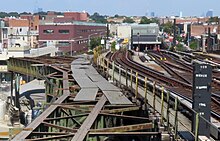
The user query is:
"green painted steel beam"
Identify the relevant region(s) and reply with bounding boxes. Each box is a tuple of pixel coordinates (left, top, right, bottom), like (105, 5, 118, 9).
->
(90, 123, 153, 132)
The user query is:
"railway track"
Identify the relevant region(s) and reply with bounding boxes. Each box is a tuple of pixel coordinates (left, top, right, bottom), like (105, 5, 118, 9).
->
(147, 51, 191, 84)
(149, 51, 220, 95)
(110, 50, 220, 120)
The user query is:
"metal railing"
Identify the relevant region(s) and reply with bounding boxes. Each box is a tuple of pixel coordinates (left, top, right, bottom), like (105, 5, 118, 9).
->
(97, 55, 220, 141)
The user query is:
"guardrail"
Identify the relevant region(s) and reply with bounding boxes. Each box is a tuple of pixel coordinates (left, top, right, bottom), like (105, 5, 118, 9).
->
(97, 54, 220, 140)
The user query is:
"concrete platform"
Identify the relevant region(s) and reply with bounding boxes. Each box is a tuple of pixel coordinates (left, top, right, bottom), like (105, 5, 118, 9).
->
(132, 52, 171, 77)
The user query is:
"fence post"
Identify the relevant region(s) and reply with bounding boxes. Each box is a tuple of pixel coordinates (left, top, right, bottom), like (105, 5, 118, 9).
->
(130, 69, 133, 89)
(119, 65, 121, 85)
(102, 58, 105, 73)
(195, 113, 199, 141)
(144, 77, 148, 105)
(112, 61, 115, 82)
(153, 82, 156, 114)
(166, 92, 170, 131)
(97, 54, 99, 69)
(135, 72, 138, 99)
(126, 68, 128, 87)
(174, 97, 178, 139)
(107, 60, 109, 76)
(161, 87, 164, 125)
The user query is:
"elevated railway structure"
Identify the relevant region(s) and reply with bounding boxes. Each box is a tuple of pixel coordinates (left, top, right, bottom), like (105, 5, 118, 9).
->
(9, 56, 161, 141)
(105, 49, 220, 140)
(108, 50, 220, 118)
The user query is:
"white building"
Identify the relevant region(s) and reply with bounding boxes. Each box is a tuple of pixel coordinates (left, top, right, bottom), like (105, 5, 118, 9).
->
(117, 25, 131, 39)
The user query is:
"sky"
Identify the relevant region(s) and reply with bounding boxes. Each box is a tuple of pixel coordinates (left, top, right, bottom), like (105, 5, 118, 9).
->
(0, 0, 220, 17)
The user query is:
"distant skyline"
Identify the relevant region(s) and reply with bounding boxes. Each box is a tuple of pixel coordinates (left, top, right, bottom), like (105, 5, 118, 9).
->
(0, 0, 220, 17)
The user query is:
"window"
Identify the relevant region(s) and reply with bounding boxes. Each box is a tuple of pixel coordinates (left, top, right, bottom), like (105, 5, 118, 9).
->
(59, 30, 70, 34)
(15, 43, 21, 47)
(43, 29, 54, 34)
(0, 60, 7, 65)
(58, 41, 70, 46)
(42, 42, 46, 46)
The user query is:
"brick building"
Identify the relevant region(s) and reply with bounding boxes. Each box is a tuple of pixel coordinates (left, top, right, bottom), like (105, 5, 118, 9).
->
(2, 15, 40, 50)
(42, 11, 89, 23)
(5, 15, 40, 31)
(191, 24, 219, 36)
(39, 22, 106, 54)
(63, 12, 89, 21)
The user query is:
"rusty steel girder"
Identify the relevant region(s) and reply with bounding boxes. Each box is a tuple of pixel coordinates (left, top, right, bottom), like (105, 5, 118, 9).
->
(10, 56, 161, 141)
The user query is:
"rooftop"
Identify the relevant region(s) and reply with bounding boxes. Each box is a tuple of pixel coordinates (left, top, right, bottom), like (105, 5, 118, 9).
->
(43, 21, 106, 27)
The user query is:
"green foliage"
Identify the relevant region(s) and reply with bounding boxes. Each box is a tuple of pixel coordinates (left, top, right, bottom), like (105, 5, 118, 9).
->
(114, 14, 119, 18)
(123, 17, 135, 23)
(90, 12, 107, 23)
(151, 18, 159, 24)
(33, 11, 47, 15)
(140, 17, 152, 24)
(161, 21, 173, 34)
(176, 36, 183, 42)
(20, 12, 32, 15)
(55, 12, 63, 15)
(140, 17, 159, 24)
(8, 12, 19, 17)
(89, 37, 102, 50)
(0, 12, 8, 18)
(189, 41, 197, 50)
(0, 12, 20, 18)
(208, 16, 219, 23)
(175, 44, 185, 51)
(34, 11, 63, 16)
(111, 41, 116, 52)
(93, 46, 102, 64)
(0, 11, 44, 18)
(113, 14, 126, 18)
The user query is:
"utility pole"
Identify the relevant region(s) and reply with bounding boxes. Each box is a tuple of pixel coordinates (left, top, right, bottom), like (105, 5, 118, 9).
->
(173, 19, 176, 47)
(106, 24, 109, 50)
(207, 27, 211, 52)
(131, 29, 133, 50)
(0, 20, 2, 44)
(218, 19, 220, 50)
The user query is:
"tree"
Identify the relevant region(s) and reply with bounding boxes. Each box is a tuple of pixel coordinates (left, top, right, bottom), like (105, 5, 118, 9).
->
(140, 16, 152, 24)
(19, 12, 32, 15)
(161, 21, 173, 34)
(89, 37, 101, 50)
(123, 17, 135, 23)
(33, 11, 47, 15)
(55, 12, 63, 15)
(208, 16, 219, 23)
(8, 12, 19, 17)
(176, 35, 183, 42)
(111, 41, 116, 52)
(114, 14, 119, 18)
(90, 12, 107, 23)
(140, 17, 159, 24)
(0, 12, 8, 18)
(189, 41, 197, 50)
(176, 44, 185, 51)
(151, 18, 159, 24)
